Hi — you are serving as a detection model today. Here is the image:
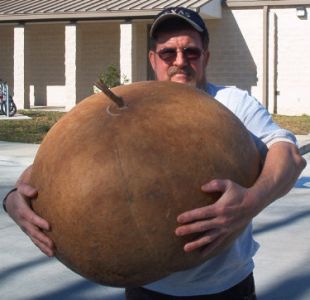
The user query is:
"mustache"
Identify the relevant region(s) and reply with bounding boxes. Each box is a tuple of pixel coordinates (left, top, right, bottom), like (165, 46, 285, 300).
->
(167, 66, 195, 78)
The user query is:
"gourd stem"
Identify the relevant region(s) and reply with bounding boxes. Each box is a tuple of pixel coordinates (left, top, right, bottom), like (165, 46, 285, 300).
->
(95, 79, 126, 108)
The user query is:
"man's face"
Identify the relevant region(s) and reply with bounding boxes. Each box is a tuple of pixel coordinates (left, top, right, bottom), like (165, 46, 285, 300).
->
(149, 29, 210, 89)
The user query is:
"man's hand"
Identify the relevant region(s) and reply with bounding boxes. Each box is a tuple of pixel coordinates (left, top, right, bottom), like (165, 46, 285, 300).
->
(6, 182, 55, 257)
(175, 179, 254, 256)
(175, 142, 306, 256)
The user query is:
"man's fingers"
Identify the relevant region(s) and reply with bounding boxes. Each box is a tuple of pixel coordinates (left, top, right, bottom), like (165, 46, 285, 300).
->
(177, 179, 230, 224)
(23, 222, 55, 256)
(26, 223, 52, 245)
(14, 206, 55, 256)
(183, 230, 219, 253)
(28, 212, 50, 231)
(176, 220, 215, 236)
(5, 180, 55, 257)
(177, 206, 216, 224)
(17, 182, 38, 198)
(31, 236, 55, 257)
(15, 202, 50, 231)
(201, 179, 228, 193)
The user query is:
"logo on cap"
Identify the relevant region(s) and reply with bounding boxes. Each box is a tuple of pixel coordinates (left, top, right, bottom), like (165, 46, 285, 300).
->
(150, 6, 208, 41)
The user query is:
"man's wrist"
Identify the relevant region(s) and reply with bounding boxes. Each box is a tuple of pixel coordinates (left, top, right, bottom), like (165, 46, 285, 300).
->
(2, 187, 18, 212)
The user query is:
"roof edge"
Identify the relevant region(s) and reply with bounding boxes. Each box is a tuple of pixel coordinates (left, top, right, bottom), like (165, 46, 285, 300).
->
(0, 10, 161, 23)
(225, 0, 310, 8)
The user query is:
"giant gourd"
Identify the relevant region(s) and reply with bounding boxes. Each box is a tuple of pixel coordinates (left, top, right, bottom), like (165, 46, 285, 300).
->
(30, 81, 261, 287)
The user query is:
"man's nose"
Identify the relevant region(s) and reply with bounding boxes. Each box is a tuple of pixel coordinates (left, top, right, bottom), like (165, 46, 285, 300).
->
(174, 51, 188, 67)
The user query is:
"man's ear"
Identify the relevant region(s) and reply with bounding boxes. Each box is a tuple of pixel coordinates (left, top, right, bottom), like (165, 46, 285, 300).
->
(149, 50, 156, 72)
(203, 50, 210, 67)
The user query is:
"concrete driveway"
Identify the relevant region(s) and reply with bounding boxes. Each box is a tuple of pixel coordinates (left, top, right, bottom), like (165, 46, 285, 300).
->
(0, 141, 309, 300)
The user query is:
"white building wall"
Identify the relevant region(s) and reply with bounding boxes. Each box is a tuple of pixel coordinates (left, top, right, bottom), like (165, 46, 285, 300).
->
(208, 6, 310, 115)
(207, 8, 264, 103)
(271, 7, 310, 115)
(268, 10, 277, 114)
(231, 9, 264, 101)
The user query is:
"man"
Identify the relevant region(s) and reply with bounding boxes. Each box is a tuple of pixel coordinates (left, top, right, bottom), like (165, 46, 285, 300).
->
(3, 6, 306, 300)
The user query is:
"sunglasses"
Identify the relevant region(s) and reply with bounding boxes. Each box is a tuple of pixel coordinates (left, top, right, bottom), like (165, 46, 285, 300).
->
(156, 47, 203, 63)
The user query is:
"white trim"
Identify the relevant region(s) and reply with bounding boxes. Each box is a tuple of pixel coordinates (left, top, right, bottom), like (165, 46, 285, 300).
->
(65, 23, 77, 110)
(120, 23, 133, 84)
(13, 24, 24, 109)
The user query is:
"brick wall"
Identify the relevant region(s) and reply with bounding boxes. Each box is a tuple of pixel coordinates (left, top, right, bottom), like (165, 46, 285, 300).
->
(0, 26, 14, 93)
(76, 21, 149, 101)
(132, 22, 149, 82)
(25, 24, 65, 106)
(76, 22, 120, 101)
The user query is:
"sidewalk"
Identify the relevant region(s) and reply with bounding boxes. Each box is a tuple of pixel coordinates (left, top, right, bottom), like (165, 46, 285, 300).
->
(0, 113, 31, 120)
(0, 140, 309, 300)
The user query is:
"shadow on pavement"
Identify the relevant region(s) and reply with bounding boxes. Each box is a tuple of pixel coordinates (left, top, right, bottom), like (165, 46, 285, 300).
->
(0, 256, 125, 300)
(0, 256, 50, 282)
(30, 280, 124, 300)
(253, 209, 310, 235)
(258, 270, 310, 300)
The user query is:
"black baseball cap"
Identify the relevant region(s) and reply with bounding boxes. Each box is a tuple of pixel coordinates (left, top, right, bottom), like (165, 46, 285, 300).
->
(150, 7, 209, 42)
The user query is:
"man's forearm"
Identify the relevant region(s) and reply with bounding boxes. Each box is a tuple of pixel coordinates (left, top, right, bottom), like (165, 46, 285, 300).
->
(247, 141, 306, 216)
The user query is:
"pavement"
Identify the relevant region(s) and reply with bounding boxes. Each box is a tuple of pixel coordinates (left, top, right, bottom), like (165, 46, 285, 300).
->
(0, 138, 309, 300)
